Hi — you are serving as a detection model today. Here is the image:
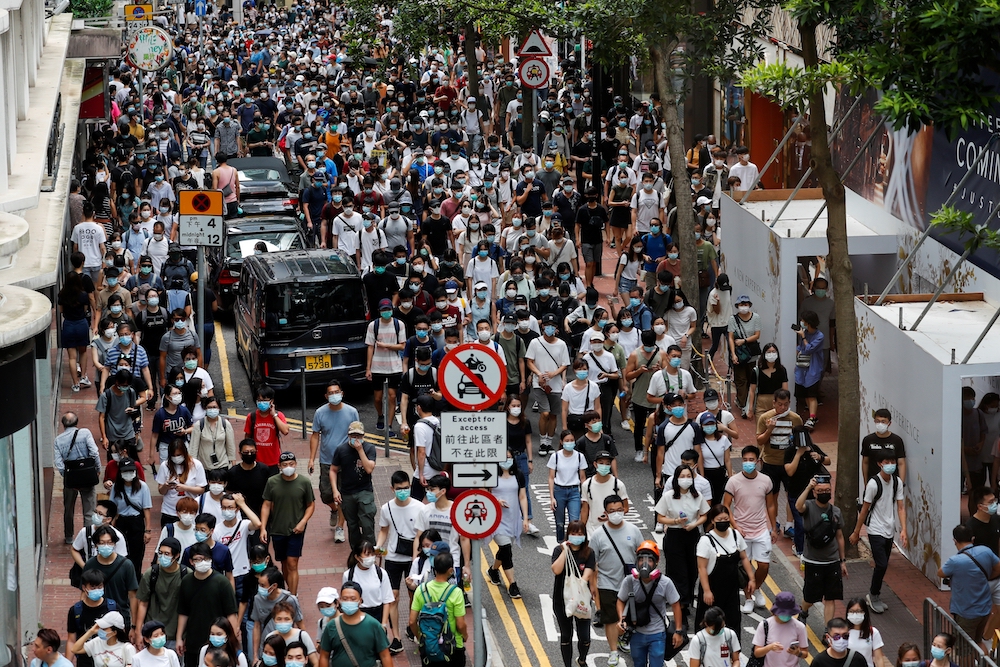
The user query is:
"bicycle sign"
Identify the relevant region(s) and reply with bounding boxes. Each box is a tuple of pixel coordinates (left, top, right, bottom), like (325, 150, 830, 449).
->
(439, 343, 508, 411)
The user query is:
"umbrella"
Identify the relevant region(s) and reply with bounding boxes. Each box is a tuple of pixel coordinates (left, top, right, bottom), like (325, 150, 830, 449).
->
(254, 28, 274, 37)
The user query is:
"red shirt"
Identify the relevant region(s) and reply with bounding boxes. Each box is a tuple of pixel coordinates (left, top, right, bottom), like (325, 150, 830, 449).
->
(244, 410, 287, 467)
(435, 85, 458, 111)
(103, 459, 146, 484)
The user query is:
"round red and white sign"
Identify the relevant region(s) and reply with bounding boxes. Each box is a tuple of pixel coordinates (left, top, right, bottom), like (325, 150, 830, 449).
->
(518, 58, 550, 90)
(438, 343, 508, 411)
(451, 490, 503, 540)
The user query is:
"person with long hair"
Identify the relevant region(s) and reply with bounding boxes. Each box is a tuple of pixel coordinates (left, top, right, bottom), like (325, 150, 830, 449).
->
(548, 430, 588, 542)
(59, 271, 94, 391)
(896, 642, 920, 667)
(845, 597, 886, 667)
(258, 634, 286, 667)
(70, 610, 135, 667)
(486, 447, 529, 599)
(200, 618, 248, 667)
(181, 376, 206, 422)
(505, 397, 539, 535)
(746, 342, 788, 421)
(655, 464, 709, 628)
(728, 295, 762, 416)
(688, 606, 741, 667)
(666, 289, 698, 370)
(613, 234, 643, 296)
(341, 541, 395, 646)
(699, 413, 734, 505)
(550, 520, 594, 667)
(695, 504, 756, 630)
(109, 456, 152, 573)
(155, 438, 205, 526)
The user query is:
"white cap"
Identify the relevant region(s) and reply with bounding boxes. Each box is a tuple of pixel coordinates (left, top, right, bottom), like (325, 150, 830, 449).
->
(316, 587, 339, 604)
(696, 196, 713, 207)
(590, 332, 605, 342)
(474, 281, 488, 290)
(96, 611, 125, 630)
(467, 97, 476, 103)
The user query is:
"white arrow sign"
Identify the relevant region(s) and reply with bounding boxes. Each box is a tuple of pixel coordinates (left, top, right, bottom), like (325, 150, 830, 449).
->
(452, 463, 499, 488)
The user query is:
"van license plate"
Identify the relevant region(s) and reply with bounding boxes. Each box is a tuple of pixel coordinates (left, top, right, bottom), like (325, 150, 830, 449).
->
(305, 354, 332, 371)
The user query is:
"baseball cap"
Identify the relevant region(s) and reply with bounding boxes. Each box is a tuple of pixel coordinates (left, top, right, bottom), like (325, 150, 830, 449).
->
(502, 313, 516, 324)
(445, 280, 460, 292)
(279, 451, 296, 462)
(703, 388, 720, 401)
(378, 298, 393, 310)
(698, 412, 717, 425)
(104, 266, 120, 277)
(118, 457, 137, 472)
(429, 541, 451, 557)
(696, 196, 713, 207)
(316, 587, 339, 605)
(348, 421, 365, 435)
(595, 450, 614, 462)
(97, 612, 125, 630)
(541, 313, 557, 324)
(590, 332, 605, 342)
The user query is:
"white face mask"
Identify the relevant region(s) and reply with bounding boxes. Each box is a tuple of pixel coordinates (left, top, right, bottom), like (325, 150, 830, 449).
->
(209, 483, 225, 495)
(874, 422, 889, 434)
(281, 466, 297, 477)
(678, 477, 693, 489)
(607, 511, 624, 525)
(738, 305, 750, 314)
(509, 407, 521, 417)
(194, 560, 213, 574)
(847, 612, 866, 626)
(704, 401, 719, 411)
(764, 352, 779, 363)
(477, 330, 492, 342)
(653, 324, 666, 335)
(178, 513, 195, 526)
(361, 556, 376, 568)
(171, 454, 186, 464)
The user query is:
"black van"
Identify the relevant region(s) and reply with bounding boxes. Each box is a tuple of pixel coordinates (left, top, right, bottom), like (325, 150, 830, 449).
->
(234, 249, 370, 390)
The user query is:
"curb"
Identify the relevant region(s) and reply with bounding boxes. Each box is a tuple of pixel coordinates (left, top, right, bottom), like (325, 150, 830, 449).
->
(483, 609, 503, 667)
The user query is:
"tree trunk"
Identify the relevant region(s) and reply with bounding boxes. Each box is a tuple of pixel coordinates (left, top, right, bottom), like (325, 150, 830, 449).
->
(464, 22, 479, 100)
(799, 22, 862, 555)
(650, 41, 698, 300)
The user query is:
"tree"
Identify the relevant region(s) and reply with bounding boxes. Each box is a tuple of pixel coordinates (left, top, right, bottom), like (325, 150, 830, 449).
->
(741, 0, 1000, 553)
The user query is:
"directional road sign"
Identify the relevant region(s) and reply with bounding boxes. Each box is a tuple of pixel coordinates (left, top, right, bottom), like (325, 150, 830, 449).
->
(194, 0, 207, 15)
(451, 490, 503, 540)
(452, 463, 498, 489)
(518, 58, 550, 90)
(440, 412, 506, 464)
(438, 343, 507, 411)
(517, 29, 552, 57)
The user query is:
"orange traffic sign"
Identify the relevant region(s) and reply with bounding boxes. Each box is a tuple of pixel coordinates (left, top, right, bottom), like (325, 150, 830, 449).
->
(179, 189, 224, 216)
(125, 4, 153, 20)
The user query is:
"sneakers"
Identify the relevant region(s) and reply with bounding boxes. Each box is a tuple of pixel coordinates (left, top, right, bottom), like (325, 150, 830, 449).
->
(376, 417, 386, 431)
(607, 651, 620, 666)
(784, 525, 795, 539)
(798, 608, 809, 622)
(405, 628, 415, 642)
(334, 527, 345, 543)
(741, 598, 755, 613)
(508, 582, 522, 599)
(654, 522, 664, 534)
(867, 593, 887, 613)
(633, 451, 644, 462)
(621, 420, 632, 432)
(78, 375, 92, 387)
(389, 639, 404, 655)
(753, 588, 767, 608)
(488, 567, 502, 586)
(71, 384, 80, 392)
(526, 522, 541, 536)
(804, 417, 817, 431)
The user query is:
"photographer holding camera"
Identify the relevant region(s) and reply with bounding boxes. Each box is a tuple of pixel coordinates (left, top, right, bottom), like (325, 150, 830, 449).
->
(615, 540, 685, 667)
(793, 310, 824, 431)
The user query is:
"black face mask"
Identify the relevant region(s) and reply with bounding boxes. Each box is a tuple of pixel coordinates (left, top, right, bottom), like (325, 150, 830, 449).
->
(715, 521, 731, 532)
(241, 451, 256, 464)
(816, 493, 832, 504)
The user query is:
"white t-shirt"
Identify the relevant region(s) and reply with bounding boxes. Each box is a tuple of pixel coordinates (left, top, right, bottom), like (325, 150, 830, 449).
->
(666, 306, 698, 349)
(414, 416, 440, 480)
(655, 334, 678, 354)
(378, 500, 424, 563)
(585, 350, 619, 384)
(700, 434, 733, 471)
(581, 475, 629, 536)
(73, 524, 128, 558)
(155, 459, 207, 516)
(358, 228, 389, 272)
(526, 337, 571, 392)
(72, 221, 108, 267)
(215, 518, 253, 576)
(334, 212, 364, 254)
(562, 380, 600, 415)
(663, 473, 712, 500)
(647, 369, 695, 398)
(133, 648, 181, 667)
(688, 627, 741, 667)
(84, 638, 136, 667)
(658, 421, 699, 475)
(182, 367, 214, 392)
(848, 627, 884, 667)
(547, 450, 587, 487)
(466, 257, 500, 292)
(863, 474, 904, 539)
(158, 521, 197, 553)
(415, 502, 462, 564)
(696, 528, 748, 574)
(654, 488, 710, 524)
(706, 289, 733, 329)
(342, 563, 396, 606)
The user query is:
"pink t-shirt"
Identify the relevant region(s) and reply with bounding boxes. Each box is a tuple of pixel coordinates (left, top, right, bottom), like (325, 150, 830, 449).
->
(724, 472, 772, 539)
(752, 617, 808, 667)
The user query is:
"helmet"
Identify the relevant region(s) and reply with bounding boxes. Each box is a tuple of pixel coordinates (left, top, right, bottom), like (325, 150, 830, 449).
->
(637, 540, 660, 559)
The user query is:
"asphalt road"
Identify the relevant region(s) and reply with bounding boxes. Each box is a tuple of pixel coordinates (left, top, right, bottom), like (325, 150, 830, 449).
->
(210, 318, 822, 667)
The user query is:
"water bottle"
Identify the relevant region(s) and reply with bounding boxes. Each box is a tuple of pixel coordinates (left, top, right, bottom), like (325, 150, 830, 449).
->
(679, 511, 688, 525)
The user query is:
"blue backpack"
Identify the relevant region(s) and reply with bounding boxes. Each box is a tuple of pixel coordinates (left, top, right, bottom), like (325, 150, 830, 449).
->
(417, 583, 457, 664)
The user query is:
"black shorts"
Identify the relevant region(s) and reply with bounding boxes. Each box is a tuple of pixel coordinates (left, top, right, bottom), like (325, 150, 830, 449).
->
(802, 561, 843, 603)
(505, 382, 521, 397)
(385, 559, 410, 591)
(795, 381, 821, 400)
(598, 588, 620, 625)
(372, 373, 402, 390)
(271, 532, 305, 561)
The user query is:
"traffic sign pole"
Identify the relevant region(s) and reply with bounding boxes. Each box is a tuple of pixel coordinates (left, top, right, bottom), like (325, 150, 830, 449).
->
(197, 247, 205, 367)
(472, 540, 484, 667)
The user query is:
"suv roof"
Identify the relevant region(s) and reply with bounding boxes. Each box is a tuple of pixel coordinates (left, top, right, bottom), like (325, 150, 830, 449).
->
(245, 249, 360, 282)
(226, 217, 301, 232)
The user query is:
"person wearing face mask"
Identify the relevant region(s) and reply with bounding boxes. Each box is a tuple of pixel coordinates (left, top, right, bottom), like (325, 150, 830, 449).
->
(158, 437, 207, 526)
(842, 598, 886, 667)
(550, 520, 596, 667)
(82, 527, 140, 629)
(108, 456, 153, 573)
(547, 430, 588, 543)
(860, 409, 907, 484)
(360, 251, 398, 321)
(526, 313, 572, 454)
(152, 384, 194, 466)
(688, 606, 742, 667)
(189, 397, 234, 471)
(793, 310, 825, 431)
(723, 446, 777, 613)
(515, 163, 548, 218)
(307, 380, 360, 543)
(68, 570, 121, 667)
(95, 267, 134, 331)
(749, 592, 808, 667)
(329, 421, 378, 551)
(141, 221, 170, 276)
(175, 541, 240, 667)
(72, 500, 128, 573)
(727, 147, 759, 192)
(320, 579, 393, 667)
(800, 276, 835, 368)
(923, 634, 958, 667)
(615, 540, 686, 667)
(374, 471, 421, 654)
(850, 453, 908, 614)
(964, 488, 1000, 634)
(962, 386, 989, 508)
(747, 344, 788, 421)
(132, 619, 180, 667)
(96, 368, 144, 456)
(654, 464, 709, 628)
(794, 476, 846, 624)
(259, 451, 315, 596)
(180, 513, 235, 588)
(70, 611, 135, 667)
(783, 425, 832, 558)
(485, 448, 530, 599)
(342, 540, 397, 642)
(896, 642, 922, 667)
(201, 622, 249, 667)
(694, 504, 756, 633)
(809, 618, 867, 667)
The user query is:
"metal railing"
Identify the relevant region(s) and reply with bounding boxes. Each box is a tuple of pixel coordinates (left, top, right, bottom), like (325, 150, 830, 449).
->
(924, 598, 999, 667)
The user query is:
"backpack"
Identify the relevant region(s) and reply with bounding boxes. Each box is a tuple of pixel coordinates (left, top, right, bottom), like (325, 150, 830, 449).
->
(344, 564, 384, 585)
(373, 316, 401, 340)
(249, 411, 282, 445)
(419, 417, 445, 472)
(805, 504, 839, 549)
(70, 597, 118, 634)
(417, 583, 458, 664)
(864, 474, 899, 526)
(145, 562, 190, 606)
(697, 627, 738, 663)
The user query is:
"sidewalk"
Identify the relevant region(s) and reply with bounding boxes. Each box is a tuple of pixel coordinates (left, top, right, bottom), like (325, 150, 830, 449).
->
(45, 374, 468, 667)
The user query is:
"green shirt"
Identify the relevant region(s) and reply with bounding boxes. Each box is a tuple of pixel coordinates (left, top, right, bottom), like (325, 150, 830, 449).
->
(136, 565, 185, 638)
(695, 241, 718, 271)
(319, 613, 389, 667)
(410, 580, 466, 649)
(262, 473, 315, 536)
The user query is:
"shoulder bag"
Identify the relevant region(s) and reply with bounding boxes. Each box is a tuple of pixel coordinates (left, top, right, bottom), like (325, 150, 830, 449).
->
(562, 545, 594, 619)
(64, 430, 99, 489)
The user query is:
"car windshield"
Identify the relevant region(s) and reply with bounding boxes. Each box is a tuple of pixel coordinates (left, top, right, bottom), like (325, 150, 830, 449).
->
(237, 168, 282, 182)
(228, 231, 302, 259)
(264, 281, 366, 329)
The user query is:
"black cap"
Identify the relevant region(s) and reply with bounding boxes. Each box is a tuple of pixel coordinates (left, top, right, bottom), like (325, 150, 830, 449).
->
(279, 451, 296, 462)
(704, 388, 720, 401)
(118, 456, 137, 472)
(541, 313, 557, 324)
(595, 450, 613, 462)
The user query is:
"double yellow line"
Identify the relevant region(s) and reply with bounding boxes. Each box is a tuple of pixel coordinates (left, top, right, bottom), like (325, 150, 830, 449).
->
(480, 542, 553, 667)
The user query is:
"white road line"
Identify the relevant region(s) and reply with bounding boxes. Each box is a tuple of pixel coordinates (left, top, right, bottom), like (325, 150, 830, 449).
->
(539, 594, 559, 642)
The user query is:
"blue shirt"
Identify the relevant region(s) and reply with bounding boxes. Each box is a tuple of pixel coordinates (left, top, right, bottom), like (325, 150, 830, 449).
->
(32, 655, 74, 667)
(793, 329, 825, 388)
(942, 545, 998, 618)
(311, 403, 360, 465)
(642, 232, 668, 271)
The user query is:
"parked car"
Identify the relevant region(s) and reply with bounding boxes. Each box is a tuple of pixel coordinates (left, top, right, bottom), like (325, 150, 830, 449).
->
(229, 156, 298, 216)
(234, 249, 370, 390)
(208, 216, 306, 310)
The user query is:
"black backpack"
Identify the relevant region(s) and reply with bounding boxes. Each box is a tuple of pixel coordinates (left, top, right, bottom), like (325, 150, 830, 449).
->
(805, 505, 839, 548)
(864, 474, 899, 526)
(419, 417, 445, 472)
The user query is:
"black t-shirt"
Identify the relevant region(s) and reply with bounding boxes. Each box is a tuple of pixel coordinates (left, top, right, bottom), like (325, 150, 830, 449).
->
(749, 364, 789, 396)
(966, 514, 1000, 557)
(811, 651, 868, 667)
(419, 215, 452, 256)
(67, 598, 115, 667)
(362, 272, 400, 318)
(177, 572, 239, 663)
(331, 441, 377, 494)
(226, 462, 273, 515)
(552, 545, 597, 604)
(82, 555, 139, 626)
(506, 418, 533, 456)
(576, 433, 618, 477)
(576, 205, 609, 245)
(783, 442, 829, 498)
(399, 368, 438, 426)
(860, 433, 906, 479)
(138, 306, 170, 353)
